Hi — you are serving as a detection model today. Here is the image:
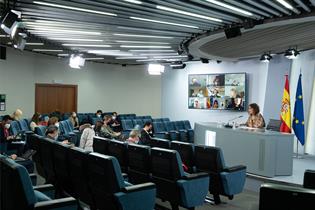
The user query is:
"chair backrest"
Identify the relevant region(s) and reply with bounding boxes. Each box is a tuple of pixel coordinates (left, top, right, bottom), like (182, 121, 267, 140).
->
(28, 134, 46, 178)
(87, 153, 125, 210)
(153, 118, 163, 122)
(150, 138, 170, 149)
(161, 118, 170, 122)
(107, 140, 128, 172)
(304, 170, 315, 189)
(153, 121, 167, 133)
(65, 119, 74, 131)
(132, 119, 144, 128)
(174, 121, 185, 130)
(18, 119, 30, 131)
(92, 117, 102, 125)
(93, 136, 110, 155)
(164, 121, 176, 131)
(183, 120, 192, 130)
(121, 119, 134, 130)
(10, 120, 21, 135)
(171, 141, 195, 172)
(40, 137, 56, 182)
(127, 144, 151, 174)
(194, 145, 225, 173)
(0, 157, 37, 209)
(259, 183, 315, 210)
(151, 148, 184, 181)
(60, 120, 72, 135)
(266, 119, 282, 131)
(34, 125, 46, 136)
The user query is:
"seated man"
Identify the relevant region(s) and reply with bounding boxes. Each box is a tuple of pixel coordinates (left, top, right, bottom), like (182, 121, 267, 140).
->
(96, 109, 103, 118)
(45, 125, 69, 144)
(101, 115, 123, 140)
(139, 121, 153, 146)
(126, 130, 140, 144)
(110, 112, 121, 132)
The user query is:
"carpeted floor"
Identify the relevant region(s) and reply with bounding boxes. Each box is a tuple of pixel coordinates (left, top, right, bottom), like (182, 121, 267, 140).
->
(155, 190, 259, 210)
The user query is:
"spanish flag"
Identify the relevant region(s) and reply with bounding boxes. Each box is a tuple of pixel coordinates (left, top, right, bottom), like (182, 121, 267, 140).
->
(280, 75, 291, 133)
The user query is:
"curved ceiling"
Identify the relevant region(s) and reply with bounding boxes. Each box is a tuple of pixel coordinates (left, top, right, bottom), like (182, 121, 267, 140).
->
(0, 0, 314, 64)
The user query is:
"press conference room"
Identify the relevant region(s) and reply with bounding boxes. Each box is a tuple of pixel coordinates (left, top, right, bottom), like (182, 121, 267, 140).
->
(1, 1, 315, 210)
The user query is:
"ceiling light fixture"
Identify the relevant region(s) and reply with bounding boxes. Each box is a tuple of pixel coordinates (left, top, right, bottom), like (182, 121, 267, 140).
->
(129, 49, 175, 52)
(115, 56, 148, 59)
(130, 17, 199, 29)
(260, 53, 272, 63)
(48, 38, 103, 42)
(25, 42, 44, 45)
(114, 33, 173, 39)
(87, 50, 133, 56)
(120, 45, 172, 48)
(139, 53, 178, 56)
(69, 54, 85, 69)
(33, 1, 117, 16)
(284, 48, 299, 59)
(27, 28, 101, 35)
(123, 0, 142, 4)
(33, 49, 63, 52)
(276, 0, 294, 10)
(115, 40, 170, 44)
(205, 0, 253, 16)
(84, 57, 104, 60)
(62, 44, 111, 47)
(156, 5, 222, 22)
(148, 64, 165, 75)
(58, 54, 69, 56)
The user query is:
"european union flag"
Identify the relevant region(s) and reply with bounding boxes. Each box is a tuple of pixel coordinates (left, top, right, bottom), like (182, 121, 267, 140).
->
(292, 74, 305, 145)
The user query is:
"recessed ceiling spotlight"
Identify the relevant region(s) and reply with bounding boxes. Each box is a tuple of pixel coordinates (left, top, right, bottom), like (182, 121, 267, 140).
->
(260, 53, 272, 63)
(130, 16, 199, 29)
(284, 48, 299, 59)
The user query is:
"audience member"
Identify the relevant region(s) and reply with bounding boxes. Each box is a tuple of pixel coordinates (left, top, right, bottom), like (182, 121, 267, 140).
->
(94, 120, 104, 136)
(30, 112, 41, 132)
(139, 121, 153, 145)
(101, 115, 123, 139)
(79, 123, 95, 152)
(48, 116, 59, 126)
(126, 130, 140, 144)
(111, 112, 121, 132)
(39, 116, 49, 126)
(45, 125, 69, 144)
(50, 109, 62, 121)
(11, 108, 23, 121)
(96, 110, 103, 118)
(68, 111, 79, 129)
(0, 115, 15, 154)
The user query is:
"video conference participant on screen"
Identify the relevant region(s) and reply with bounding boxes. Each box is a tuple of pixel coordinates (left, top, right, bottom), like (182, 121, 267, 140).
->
(245, 103, 266, 128)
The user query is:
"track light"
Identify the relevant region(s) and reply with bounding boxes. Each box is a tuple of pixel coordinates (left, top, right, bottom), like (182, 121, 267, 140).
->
(0, 10, 21, 35)
(69, 54, 85, 69)
(170, 61, 186, 69)
(260, 53, 272, 63)
(216, 60, 222, 64)
(12, 28, 27, 50)
(200, 58, 209, 63)
(284, 48, 299, 59)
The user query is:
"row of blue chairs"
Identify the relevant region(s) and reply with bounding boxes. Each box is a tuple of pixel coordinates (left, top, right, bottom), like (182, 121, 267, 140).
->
(153, 120, 194, 142)
(93, 136, 246, 205)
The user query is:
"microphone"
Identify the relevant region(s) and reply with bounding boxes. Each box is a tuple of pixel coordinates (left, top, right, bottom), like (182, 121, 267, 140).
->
(224, 115, 243, 128)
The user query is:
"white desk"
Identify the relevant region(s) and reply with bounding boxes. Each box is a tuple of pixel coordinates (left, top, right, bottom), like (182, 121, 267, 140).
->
(194, 122, 294, 177)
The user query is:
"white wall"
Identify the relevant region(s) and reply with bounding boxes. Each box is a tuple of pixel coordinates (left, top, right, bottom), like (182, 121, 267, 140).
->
(161, 59, 269, 126)
(0, 48, 161, 117)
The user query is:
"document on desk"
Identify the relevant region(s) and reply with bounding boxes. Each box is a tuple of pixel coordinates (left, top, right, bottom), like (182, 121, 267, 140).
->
(237, 126, 266, 132)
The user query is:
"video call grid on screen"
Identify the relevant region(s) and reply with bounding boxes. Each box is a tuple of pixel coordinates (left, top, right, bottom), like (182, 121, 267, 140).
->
(188, 73, 247, 111)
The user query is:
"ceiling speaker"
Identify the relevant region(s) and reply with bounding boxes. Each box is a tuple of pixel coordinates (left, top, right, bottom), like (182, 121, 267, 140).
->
(224, 27, 241, 39)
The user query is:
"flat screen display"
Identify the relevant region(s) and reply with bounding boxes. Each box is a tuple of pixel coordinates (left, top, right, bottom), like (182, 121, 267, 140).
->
(188, 73, 247, 111)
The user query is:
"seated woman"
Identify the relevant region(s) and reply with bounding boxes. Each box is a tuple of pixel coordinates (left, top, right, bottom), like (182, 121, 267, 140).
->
(68, 111, 79, 129)
(79, 124, 95, 152)
(11, 108, 23, 121)
(126, 130, 140, 144)
(245, 103, 266, 128)
(30, 112, 41, 132)
(45, 125, 69, 144)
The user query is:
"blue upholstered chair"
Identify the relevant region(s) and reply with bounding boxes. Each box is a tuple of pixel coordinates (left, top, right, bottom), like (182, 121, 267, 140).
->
(92, 117, 102, 125)
(107, 139, 128, 173)
(152, 122, 169, 139)
(34, 125, 46, 136)
(194, 145, 246, 204)
(161, 118, 170, 122)
(152, 118, 163, 122)
(9, 120, 22, 136)
(121, 119, 134, 132)
(171, 141, 195, 173)
(132, 119, 144, 128)
(150, 138, 171, 149)
(59, 120, 79, 146)
(87, 152, 156, 210)
(174, 121, 190, 142)
(0, 156, 77, 210)
(18, 119, 31, 132)
(93, 136, 111, 155)
(164, 121, 180, 141)
(150, 147, 209, 210)
(182, 120, 194, 142)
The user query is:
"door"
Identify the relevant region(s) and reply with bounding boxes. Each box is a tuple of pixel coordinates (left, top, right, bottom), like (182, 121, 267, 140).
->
(35, 83, 78, 114)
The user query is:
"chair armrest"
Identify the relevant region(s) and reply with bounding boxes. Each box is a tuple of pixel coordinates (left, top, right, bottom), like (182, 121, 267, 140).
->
(33, 184, 55, 198)
(25, 131, 34, 135)
(29, 173, 37, 185)
(182, 172, 209, 180)
(223, 165, 246, 173)
(122, 182, 155, 193)
(34, 197, 77, 210)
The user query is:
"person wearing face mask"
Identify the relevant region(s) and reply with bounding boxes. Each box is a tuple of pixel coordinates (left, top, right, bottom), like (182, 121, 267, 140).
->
(95, 110, 103, 118)
(68, 111, 79, 129)
(0, 115, 15, 154)
(110, 112, 121, 132)
(139, 121, 153, 146)
(45, 125, 69, 144)
(101, 115, 123, 140)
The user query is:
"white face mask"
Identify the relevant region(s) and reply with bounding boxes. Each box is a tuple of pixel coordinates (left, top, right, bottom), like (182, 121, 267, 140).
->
(72, 114, 77, 117)
(97, 114, 101, 118)
(4, 124, 11, 129)
(55, 122, 60, 128)
(112, 116, 116, 120)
